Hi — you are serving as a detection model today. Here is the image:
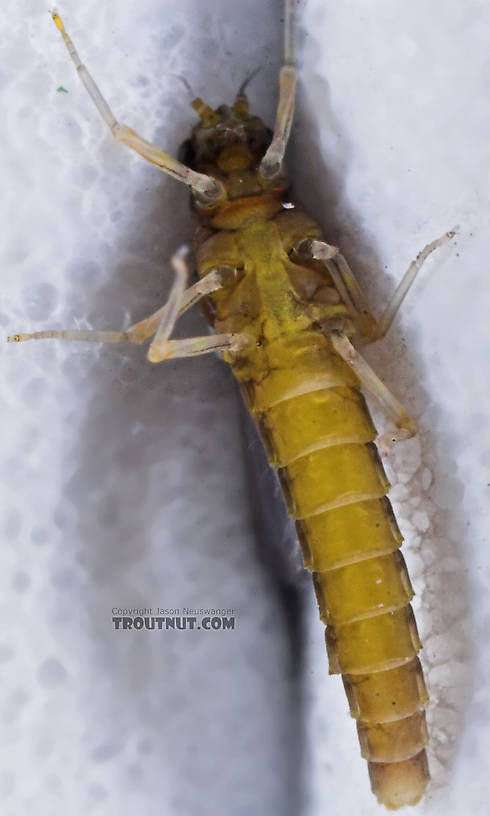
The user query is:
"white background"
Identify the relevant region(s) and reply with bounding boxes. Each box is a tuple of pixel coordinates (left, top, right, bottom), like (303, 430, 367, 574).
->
(1, 1, 489, 815)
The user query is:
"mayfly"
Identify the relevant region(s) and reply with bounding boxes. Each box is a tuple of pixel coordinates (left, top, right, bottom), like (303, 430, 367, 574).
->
(9, 3, 457, 809)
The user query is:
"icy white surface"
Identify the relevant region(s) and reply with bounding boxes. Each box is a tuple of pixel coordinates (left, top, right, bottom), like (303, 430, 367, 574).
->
(294, 2, 490, 815)
(1, 2, 298, 815)
(1, 1, 490, 815)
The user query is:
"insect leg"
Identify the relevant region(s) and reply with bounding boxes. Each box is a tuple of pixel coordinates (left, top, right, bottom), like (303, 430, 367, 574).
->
(299, 228, 457, 341)
(330, 332, 417, 454)
(128, 260, 237, 345)
(7, 254, 231, 347)
(259, 0, 296, 180)
(147, 333, 248, 363)
(147, 254, 248, 362)
(373, 227, 458, 340)
(296, 238, 379, 338)
(50, 13, 224, 206)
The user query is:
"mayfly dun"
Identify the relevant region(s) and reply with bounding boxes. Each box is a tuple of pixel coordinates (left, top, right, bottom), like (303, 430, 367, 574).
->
(8, 2, 457, 809)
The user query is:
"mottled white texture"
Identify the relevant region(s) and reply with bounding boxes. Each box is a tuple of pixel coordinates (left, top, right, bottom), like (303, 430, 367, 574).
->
(1, 3, 298, 816)
(295, 2, 490, 815)
(2, 1, 490, 816)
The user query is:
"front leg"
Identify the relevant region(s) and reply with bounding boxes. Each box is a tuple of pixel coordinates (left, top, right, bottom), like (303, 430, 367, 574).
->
(259, 0, 297, 181)
(50, 12, 224, 206)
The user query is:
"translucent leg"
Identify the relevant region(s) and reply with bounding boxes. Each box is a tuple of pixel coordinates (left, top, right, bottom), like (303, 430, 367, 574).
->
(374, 228, 458, 339)
(50, 12, 224, 205)
(330, 333, 417, 454)
(8, 253, 231, 348)
(296, 238, 378, 338)
(146, 254, 248, 361)
(298, 228, 457, 341)
(147, 333, 248, 363)
(259, 0, 296, 180)
(8, 328, 130, 344)
(128, 265, 228, 345)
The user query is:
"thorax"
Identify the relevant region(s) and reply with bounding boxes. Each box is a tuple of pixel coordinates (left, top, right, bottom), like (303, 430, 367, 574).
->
(195, 207, 354, 350)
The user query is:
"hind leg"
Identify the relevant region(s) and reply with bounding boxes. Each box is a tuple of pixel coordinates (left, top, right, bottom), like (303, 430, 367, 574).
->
(330, 332, 417, 453)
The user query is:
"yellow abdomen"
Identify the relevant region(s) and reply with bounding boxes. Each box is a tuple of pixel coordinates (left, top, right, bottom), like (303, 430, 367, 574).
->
(245, 332, 429, 808)
(196, 209, 430, 809)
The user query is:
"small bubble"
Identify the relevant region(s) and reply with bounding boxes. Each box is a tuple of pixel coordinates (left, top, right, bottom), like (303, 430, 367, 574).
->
(37, 657, 68, 688)
(22, 377, 46, 407)
(0, 770, 15, 797)
(31, 527, 50, 545)
(126, 762, 143, 783)
(3, 510, 21, 539)
(22, 283, 58, 321)
(92, 742, 122, 763)
(12, 571, 30, 592)
(421, 467, 433, 491)
(66, 259, 102, 287)
(0, 644, 14, 664)
(90, 782, 108, 802)
(137, 737, 153, 754)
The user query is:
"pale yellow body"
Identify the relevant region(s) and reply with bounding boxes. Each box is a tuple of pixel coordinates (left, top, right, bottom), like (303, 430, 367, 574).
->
(8, 8, 449, 809)
(196, 204, 430, 809)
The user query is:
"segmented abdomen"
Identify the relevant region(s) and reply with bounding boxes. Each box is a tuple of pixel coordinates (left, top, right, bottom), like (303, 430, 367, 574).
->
(236, 329, 430, 810)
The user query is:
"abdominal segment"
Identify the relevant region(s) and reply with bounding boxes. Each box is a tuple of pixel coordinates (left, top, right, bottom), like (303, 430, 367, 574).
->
(241, 332, 430, 809)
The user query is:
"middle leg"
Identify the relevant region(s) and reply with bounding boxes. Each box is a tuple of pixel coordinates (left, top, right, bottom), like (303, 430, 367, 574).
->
(297, 228, 457, 341)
